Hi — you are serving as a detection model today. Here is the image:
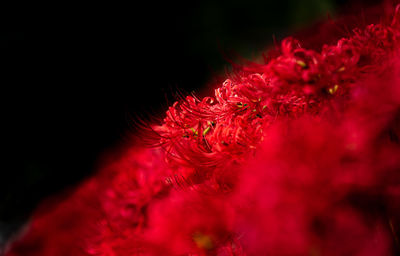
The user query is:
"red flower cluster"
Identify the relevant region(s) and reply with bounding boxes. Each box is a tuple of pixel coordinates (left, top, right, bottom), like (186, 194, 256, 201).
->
(154, 7, 400, 189)
(5, 4, 400, 256)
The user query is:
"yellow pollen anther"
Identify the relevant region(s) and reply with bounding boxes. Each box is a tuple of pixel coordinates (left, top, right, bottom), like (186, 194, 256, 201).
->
(203, 126, 211, 136)
(192, 232, 213, 250)
(338, 66, 345, 72)
(190, 128, 198, 136)
(328, 84, 339, 94)
(296, 60, 307, 68)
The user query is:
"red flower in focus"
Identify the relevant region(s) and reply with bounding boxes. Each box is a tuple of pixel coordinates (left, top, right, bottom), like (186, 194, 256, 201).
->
(5, 4, 400, 256)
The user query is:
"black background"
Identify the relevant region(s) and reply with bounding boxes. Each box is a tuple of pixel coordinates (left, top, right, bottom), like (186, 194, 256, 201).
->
(0, 0, 384, 245)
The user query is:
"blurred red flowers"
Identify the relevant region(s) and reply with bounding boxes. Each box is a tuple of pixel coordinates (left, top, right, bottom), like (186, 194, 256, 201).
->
(5, 4, 400, 256)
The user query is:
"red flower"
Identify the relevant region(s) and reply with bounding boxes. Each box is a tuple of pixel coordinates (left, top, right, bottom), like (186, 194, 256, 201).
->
(6, 4, 400, 256)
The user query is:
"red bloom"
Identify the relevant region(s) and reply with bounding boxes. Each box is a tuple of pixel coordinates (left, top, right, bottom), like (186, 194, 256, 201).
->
(5, 4, 400, 256)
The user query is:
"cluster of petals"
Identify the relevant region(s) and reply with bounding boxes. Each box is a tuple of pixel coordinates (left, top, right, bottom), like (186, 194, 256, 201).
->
(155, 7, 400, 187)
(5, 5, 400, 256)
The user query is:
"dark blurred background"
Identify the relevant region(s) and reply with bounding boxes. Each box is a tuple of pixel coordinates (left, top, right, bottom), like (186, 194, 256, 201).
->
(0, 0, 385, 248)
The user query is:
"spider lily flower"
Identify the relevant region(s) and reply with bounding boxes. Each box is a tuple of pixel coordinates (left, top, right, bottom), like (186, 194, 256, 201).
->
(5, 4, 400, 256)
